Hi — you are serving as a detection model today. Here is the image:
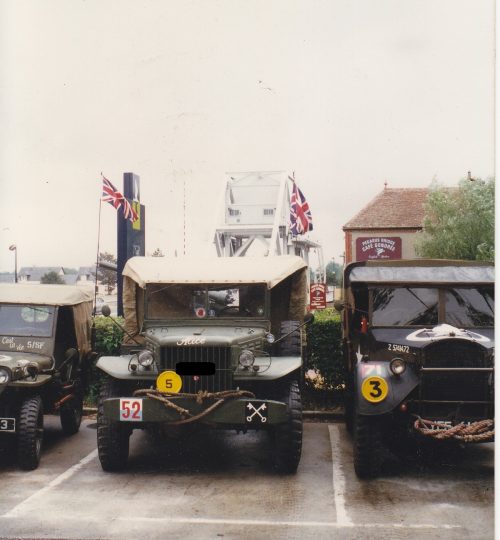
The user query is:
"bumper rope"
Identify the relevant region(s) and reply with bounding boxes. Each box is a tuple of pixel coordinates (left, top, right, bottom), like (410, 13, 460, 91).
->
(413, 417, 494, 443)
(132, 388, 255, 426)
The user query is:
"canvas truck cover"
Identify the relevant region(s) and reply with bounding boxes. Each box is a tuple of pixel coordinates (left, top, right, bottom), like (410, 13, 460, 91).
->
(346, 259, 494, 285)
(121, 256, 308, 340)
(0, 283, 94, 357)
(123, 256, 308, 288)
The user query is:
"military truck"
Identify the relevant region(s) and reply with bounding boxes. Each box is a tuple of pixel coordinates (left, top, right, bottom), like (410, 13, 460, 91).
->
(339, 260, 494, 478)
(0, 284, 94, 469)
(96, 255, 311, 473)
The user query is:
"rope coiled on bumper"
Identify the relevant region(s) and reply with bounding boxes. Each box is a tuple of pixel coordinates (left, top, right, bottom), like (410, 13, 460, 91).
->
(413, 417, 494, 443)
(133, 388, 255, 426)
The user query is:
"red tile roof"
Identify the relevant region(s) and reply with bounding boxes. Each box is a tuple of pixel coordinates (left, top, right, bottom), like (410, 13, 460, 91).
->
(343, 188, 429, 230)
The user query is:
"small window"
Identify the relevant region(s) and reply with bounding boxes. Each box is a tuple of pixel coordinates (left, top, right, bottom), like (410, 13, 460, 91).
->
(372, 288, 439, 326)
(228, 208, 240, 216)
(263, 208, 275, 216)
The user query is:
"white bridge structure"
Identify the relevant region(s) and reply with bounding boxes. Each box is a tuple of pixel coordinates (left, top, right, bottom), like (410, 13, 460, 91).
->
(211, 171, 325, 282)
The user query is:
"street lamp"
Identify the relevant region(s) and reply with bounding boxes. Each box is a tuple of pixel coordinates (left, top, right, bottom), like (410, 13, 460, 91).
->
(8, 245, 17, 283)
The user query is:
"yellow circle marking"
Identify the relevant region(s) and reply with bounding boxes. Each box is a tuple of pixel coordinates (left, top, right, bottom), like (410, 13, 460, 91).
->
(361, 376, 388, 403)
(156, 370, 183, 394)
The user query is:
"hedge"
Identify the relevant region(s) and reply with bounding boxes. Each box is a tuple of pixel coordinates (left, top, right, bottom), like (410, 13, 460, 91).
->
(304, 309, 345, 406)
(86, 316, 124, 404)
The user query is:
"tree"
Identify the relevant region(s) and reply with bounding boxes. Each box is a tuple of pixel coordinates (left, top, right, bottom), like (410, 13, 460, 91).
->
(326, 260, 343, 286)
(415, 178, 494, 261)
(97, 252, 117, 294)
(151, 248, 165, 257)
(41, 271, 65, 284)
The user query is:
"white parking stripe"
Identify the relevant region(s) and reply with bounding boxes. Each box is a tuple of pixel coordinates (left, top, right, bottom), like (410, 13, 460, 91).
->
(115, 516, 461, 530)
(3, 449, 98, 518)
(328, 424, 353, 526)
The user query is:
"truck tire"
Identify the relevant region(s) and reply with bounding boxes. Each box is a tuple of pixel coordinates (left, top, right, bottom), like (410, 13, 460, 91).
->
(60, 395, 83, 435)
(271, 380, 303, 473)
(17, 395, 43, 470)
(277, 321, 301, 356)
(97, 376, 130, 472)
(353, 410, 383, 479)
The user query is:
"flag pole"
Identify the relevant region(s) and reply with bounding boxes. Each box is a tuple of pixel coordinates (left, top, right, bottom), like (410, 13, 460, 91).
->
(94, 173, 104, 316)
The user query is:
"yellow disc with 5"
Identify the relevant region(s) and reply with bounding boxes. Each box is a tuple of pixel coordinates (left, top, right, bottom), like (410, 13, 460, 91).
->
(156, 370, 183, 393)
(361, 376, 388, 403)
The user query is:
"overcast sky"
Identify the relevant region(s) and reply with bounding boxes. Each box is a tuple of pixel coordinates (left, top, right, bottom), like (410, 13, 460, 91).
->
(0, 0, 494, 273)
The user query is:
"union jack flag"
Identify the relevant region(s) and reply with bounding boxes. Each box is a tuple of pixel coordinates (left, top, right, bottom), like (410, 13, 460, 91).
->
(101, 176, 138, 222)
(289, 181, 313, 236)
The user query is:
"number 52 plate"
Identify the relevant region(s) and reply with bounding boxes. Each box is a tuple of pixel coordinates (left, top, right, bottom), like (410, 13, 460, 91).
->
(119, 398, 143, 421)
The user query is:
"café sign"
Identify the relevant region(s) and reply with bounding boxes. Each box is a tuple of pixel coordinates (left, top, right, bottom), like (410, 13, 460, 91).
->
(356, 237, 402, 261)
(310, 283, 327, 310)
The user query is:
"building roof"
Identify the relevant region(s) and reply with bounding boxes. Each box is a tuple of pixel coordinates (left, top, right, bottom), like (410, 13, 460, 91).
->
(343, 188, 429, 230)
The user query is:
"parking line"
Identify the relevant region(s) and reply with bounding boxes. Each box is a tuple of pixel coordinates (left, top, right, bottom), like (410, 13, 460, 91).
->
(116, 516, 461, 530)
(3, 448, 98, 518)
(328, 424, 353, 526)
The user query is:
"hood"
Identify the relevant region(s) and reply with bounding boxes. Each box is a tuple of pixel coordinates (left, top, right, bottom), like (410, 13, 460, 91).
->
(145, 325, 267, 347)
(0, 351, 53, 373)
(369, 324, 494, 351)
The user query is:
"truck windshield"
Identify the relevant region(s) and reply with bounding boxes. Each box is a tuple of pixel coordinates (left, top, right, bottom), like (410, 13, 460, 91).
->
(0, 305, 55, 337)
(146, 284, 266, 320)
(372, 288, 438, 326)
(371, 286, 494, 327)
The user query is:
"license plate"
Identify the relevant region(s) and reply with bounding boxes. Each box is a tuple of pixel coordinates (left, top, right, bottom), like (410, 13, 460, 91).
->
(119, 399, 143, 422)
(0, 418, 15, 432)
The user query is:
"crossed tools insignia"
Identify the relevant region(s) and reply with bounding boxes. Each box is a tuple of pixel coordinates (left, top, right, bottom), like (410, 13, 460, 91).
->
(246, 402, 267, 423)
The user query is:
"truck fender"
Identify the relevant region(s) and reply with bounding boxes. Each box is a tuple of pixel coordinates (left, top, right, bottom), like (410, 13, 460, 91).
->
(96, 355, 137, 380)
(354, 361, 419, 416)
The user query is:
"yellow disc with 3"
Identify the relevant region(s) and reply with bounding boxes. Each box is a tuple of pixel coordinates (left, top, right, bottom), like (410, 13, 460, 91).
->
(361, 376, 388, 403)
(156, 370, 183, 393)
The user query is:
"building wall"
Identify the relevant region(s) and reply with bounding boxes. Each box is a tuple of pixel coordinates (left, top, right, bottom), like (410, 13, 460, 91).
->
(345, 228, 422, 264)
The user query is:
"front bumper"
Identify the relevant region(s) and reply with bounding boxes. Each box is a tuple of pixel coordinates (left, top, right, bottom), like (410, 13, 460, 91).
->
(103, 396, 288, 427)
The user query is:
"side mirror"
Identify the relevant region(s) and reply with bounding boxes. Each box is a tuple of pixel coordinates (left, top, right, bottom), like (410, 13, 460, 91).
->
(101, 304, 111, 317)
(333, 300, 344, 312)
(304, 312, 315, 324)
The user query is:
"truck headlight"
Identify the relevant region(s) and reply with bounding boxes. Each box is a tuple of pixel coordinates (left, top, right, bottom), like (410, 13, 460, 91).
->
(0, 368, 10, 384)
(390, 358, 406, 376)
(239, 350, 255, 368)
(138, 350, 154, 367)
(265, 333, 275, 344)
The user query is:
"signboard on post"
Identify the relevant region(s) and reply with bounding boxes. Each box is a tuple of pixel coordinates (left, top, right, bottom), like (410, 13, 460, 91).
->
(117, 172, 146, 316)
(355, 237, 402, 261)
(310, 283, 327, 310)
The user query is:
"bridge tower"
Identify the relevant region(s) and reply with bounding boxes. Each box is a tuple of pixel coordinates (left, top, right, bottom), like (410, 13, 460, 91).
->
(211, 171, 324, 281)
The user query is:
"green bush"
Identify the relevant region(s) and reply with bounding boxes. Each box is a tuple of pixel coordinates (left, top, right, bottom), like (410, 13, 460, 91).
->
(305, 309, 345, 406)
(94, 315, 124, 354)
(85, 316, 124, 405)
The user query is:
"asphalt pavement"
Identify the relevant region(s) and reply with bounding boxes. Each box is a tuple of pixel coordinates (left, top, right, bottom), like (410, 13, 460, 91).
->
(0, 415, 494, 540)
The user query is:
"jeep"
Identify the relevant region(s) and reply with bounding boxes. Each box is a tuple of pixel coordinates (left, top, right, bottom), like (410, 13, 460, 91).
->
(0, 283, 94, 469)
(96, 255, 311, 473)
(339, 260, 494, 478)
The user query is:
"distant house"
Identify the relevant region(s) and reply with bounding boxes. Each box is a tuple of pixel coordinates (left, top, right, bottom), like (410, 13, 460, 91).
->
(15, 264, 105, 292)
(18, 266, 66, 284)
(343, 187, 429, 264)
(0, 272, 15, 283)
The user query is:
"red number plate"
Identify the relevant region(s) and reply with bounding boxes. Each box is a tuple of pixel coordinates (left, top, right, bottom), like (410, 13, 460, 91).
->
(119, 398, 143, 421)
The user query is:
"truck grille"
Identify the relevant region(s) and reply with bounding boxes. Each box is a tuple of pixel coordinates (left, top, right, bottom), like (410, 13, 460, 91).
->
(160, 346, 232, 393)
(417, 340, 493, 420)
